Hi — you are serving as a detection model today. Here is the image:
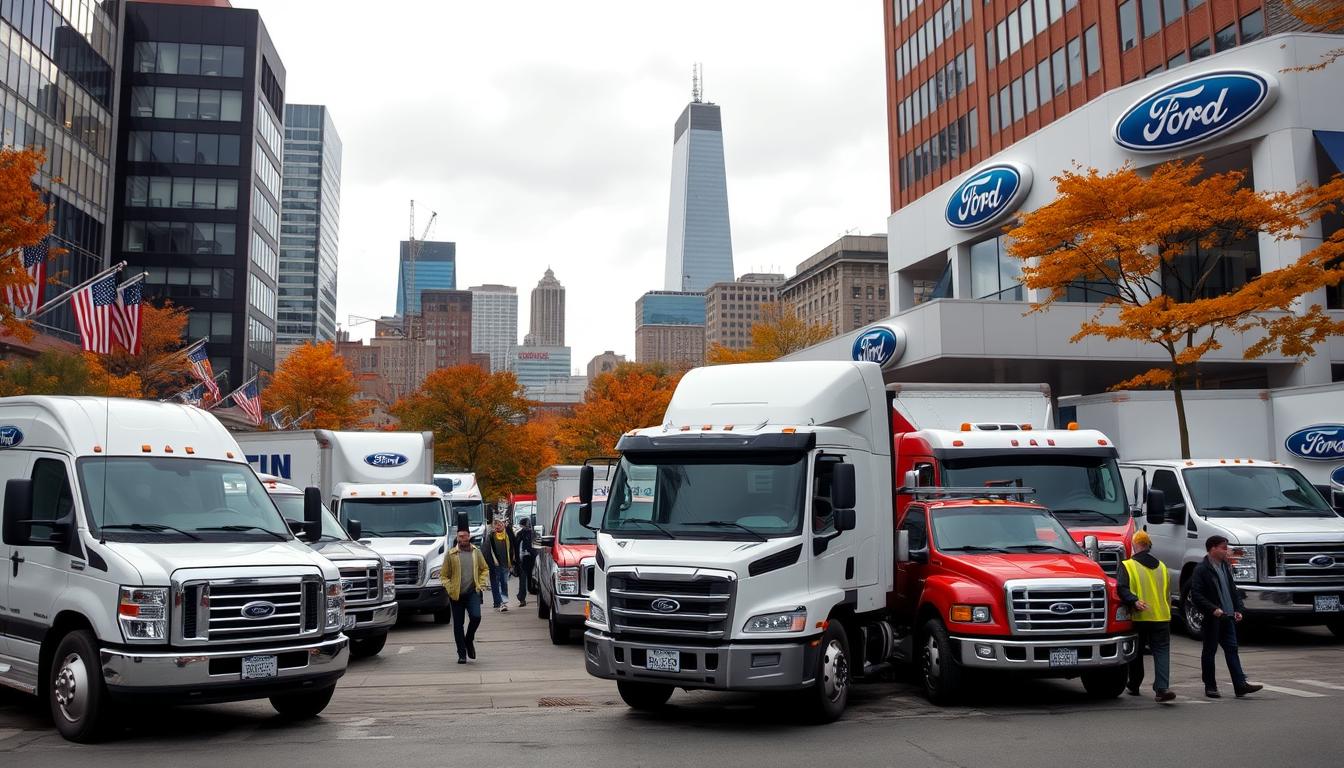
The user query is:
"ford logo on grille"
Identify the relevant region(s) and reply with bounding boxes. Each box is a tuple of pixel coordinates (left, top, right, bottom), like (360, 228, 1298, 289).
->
(364, 452, 409, 468)
(651, 598, 681, 613)
(945, 162, 1033, 230)
(1309, 555, 1336, 568)
(1049, 602, 1075, 615)
(1284, 425, 1344, 461)
(241, 601, 277, 620)
(1113, 70, 1276, 152)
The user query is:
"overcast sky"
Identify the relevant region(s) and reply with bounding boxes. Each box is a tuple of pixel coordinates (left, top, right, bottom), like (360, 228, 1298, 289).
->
(234, 0, 890, 370)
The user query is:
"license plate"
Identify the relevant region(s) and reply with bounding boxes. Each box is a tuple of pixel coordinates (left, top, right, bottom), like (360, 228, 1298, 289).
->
(1315, 595, 1341, 613)
(645, 648, 680, 673)
(241, 655, 278, 680)
(1048, 648, 1079, 668)
(342, 613, 357, 630)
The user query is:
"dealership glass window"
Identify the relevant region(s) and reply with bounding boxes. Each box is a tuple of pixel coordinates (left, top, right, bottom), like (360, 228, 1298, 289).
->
(188, 312, 232, 343)
(1118, 0, 1138, 50)
(1024, 68, 1039, 112)
(173, 132, 195, 163)
(1239, 10, 1264, 42)
(223, 46, 245, 77)
(1187, 0, 1204, 7)
(1163, 0, 1182, 25)
(1168, 50, 1188, 68)
(1011, 78, 1025, 121)
(1084, 25, 1100, 75)
(156, 42, 179, 73)
(175, 88, 198, 120)
(1067, 37, 1083, 85)
(1037, 59, 1053, 104)
(1141, 0, 1160, 36)
(1215, 23, 1237, 51)
(199, 89, 221, 120)
(1064, 0, 1077, 8)
(1051, 48, 1067, 93)
(221, 91, 242, 121)
(1191, 38, 1211, 60)
(970, 236, 1023, 300)
(1008, 9, 1021, 52)
(1019, 1, 1033, 45)
(999, 86, 1012, 126)
(1034, 0, 1049, 33)
(153, 87, 175, 118)
(1146, 63, 1164, 77)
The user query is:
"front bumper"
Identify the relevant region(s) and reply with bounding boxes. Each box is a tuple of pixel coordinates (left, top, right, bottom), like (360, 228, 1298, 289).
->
(345, 600, 399, 638)
(951, 633, 1138, 671)
(552, 593, 589, 624)
(1239, 585, 1344, 620)
(583, 630, 816, 691)
(101, 635, 348, 700)
(395, 585, 449, 612)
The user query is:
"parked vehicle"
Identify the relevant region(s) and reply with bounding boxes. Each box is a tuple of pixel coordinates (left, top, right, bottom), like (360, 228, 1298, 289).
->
(235, 430, 450, 622)
(533, 495, 602, 644)
(0, 397, 348, 742)
(580, 361, 1135, 721)
(1122, 459, 1344, 638)
(509, 492, 537, 534)
(434, 472, 486, 543)
(259, 475, 398, 657)
(535, 463, 613, 538)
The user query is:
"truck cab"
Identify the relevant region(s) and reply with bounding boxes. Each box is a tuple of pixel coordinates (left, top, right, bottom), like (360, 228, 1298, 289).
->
(1122, 459, 1344, 638)
(333, 483, 451, 623)
(434, 472, 486, 543)
(534, 495, 602, 644)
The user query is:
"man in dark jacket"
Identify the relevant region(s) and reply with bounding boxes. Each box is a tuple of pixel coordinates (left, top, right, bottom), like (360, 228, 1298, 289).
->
(515, 517, 536, 608)
(1189, 535, 1263, 698)
(481, 517, 515, 612)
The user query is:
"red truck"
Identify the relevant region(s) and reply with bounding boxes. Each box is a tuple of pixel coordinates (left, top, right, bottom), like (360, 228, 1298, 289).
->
(534, 495, 600, 644)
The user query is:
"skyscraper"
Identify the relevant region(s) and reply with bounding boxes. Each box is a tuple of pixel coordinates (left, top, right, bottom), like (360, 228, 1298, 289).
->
(665, 69, 734, 293)
(635, 290, 706, 369)
(395, 240, 455, 315)
(469, 284, 518, 373)
(704, 273, 785, 351)
(526, 268, 565, 346)
(277, 103, 341, 344)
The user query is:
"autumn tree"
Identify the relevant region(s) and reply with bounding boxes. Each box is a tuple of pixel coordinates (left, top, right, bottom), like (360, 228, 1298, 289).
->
(100, 301, 194, 399)
(0, 350, 140, 398)
(262, 341, 372, 429)
(554, 363, 683, 462)
(1007, 160, 1344, 457)
(1, 148, 60, 341)
(707, 302, 833, 364)
(1285, 0, 1344, 68)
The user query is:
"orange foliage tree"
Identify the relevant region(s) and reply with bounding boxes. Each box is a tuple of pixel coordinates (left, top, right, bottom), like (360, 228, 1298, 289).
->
(707, 302, 833, 364)
(1285, 0, 1344, 68)
(0, 350, 139, 397)
(1007, 160, 1344, 457)
(1, 148, 60, 340)
(554, 363, 683, 462)
(100, 301, 194, 399)
(262, 341, 371, 429)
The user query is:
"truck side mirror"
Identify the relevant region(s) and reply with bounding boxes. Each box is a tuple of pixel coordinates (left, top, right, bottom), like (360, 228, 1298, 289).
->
(831, 463, 856, 511)
(1083, 534, 1101, 562)
(346, 519, 362, 541)
(2, 479, 33, 545)
(1145, 489, 1167, 526)
(903, 469, 921, 489)
(578, 465, 594, 527)
(896, 529, 910, 563)
(303, 486, 323, 542)
(834, 507, 856, 532)
(535, 534, 555, 548)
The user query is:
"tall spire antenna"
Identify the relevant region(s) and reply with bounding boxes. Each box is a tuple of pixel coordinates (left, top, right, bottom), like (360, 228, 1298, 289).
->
(692, 62, 702, 103)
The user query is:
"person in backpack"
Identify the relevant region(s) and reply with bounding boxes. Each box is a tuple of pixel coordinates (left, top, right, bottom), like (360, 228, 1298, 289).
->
(1116, 530, 1175, 702)
(1189, 535, 1264, 699)
(515, 517, 536, 608)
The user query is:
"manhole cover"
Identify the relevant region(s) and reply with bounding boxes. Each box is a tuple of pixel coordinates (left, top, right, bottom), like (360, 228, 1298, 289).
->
(538, 696, 592, 707)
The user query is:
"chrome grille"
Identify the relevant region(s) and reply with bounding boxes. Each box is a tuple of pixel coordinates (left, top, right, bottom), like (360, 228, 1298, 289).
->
(1008, 580, 1107, 635)
(607, 571, 734, 643)
(340, 562, 382, 607)
(391, 559, 423, 586)
(203, 578, 320, 643)
(1097, 546, 1123, 578)
(1266, 543, 1344, 582)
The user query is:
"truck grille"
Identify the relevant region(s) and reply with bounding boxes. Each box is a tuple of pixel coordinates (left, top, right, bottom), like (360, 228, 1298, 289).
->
(340, 563, 382, 606)
(187, 578, 321, 643)
(607, 571, 734, 644)
(1097, 546, 1123, 578)
(391, 559, 423, 586)
(1007, 580, 1107, 635)
(1265, 543, 1344, 582)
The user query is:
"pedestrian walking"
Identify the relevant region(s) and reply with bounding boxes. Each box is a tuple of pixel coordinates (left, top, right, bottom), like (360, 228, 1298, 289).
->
(1116, 530, 1175, 702)
(439, 516, 489, 664)
(515, 517, 536, 608)
(482, 517, 515, 611)
(1190, 535, 1264, 698)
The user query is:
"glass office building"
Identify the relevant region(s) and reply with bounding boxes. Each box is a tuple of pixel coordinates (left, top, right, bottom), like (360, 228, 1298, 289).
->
(278, 103, 340, 343)
(665, 99, 734, 293)
(396, 239, 454, 315)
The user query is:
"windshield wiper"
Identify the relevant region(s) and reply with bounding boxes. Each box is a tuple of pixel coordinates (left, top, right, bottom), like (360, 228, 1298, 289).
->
(1267, 504, 1327, 512)
(194, 525, 289, 540)
(1052, 508, 1123, 524)
(1005, 543, 1076, 553)
(1201, 505, 1271, 516)
(680, 521, 767, 542)
(941, 545, 1009, 553)
(611, 519, 673, 538)
(100, 523, 200, 540)
(377, 529, 439, 536)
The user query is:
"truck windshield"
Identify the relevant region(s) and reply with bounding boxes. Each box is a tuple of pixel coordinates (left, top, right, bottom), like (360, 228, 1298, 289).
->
(272, 496, 349, 541)
(450, 500, 486, 526)
(930, 505, 1083, 554)
(940, 455, 1127, 526)
(559, 501, 605, 544)
(603, 453, 807, 539)
(340, 498, 447, 536)
(78, 458, 291, 542)
(1184, 466, 1335, 518)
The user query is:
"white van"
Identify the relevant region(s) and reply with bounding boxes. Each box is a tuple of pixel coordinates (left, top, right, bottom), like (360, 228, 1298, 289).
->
(0, 397, 348, 742)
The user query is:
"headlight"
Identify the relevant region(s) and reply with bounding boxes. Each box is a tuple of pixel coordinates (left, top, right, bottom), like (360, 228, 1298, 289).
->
(325, 580, 346, 631)
(950, 604, 992, 623)
(586, 601, 607, 626)
(1115, 605, 1131, 622)
(1229, 545, 1258, 583)
(428, 566, 442, 582)
(743, 607, 807, 633)
(382, 564, 397, 600)
(118, 586, 168, 642)
(556, 567, 579, 596)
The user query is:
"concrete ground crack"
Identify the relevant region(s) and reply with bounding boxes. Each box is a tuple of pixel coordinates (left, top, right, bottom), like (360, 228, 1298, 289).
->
(904, 737, 971, 768)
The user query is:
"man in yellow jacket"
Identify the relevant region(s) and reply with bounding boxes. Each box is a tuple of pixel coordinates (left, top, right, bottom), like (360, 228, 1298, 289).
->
(1117, 530, 1175, 702)
(441, 521, 490, 664)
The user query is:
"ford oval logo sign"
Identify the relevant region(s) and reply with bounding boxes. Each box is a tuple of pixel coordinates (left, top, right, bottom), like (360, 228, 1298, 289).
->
(1331, 466, 1344, 486)
(1113, 70, 1275, 152)
(1049, 602, 1075, 615)
(0, 425, 23, 448)
(851, 325, 906, 369)
(651, 598, 681, 613)
(241, 601, 277, 620)
(945, 163, 1033, 230)
(1284, 425, 1344, 461)
(1309, 555, 1336, 569)
(364, 452, 409, 468)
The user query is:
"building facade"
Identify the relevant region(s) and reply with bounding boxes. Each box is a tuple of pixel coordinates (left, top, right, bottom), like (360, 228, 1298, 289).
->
(635, 290, 706, 369)
(1, 0, 120, 343)
(507, 344, 571, 391)
(665, 95, 734, 293)
(586, 350, 626, 378)
(335, 332, 436, 405)
(526, 267, 564, 346)
(277, 102, 340, 344)
(469, 283, 517, 373)
(114, 0, 286, 384)
(779, 235, 889, 338)
(419, 288, 473, 369)
(395, 239, 454, 316)
(704, 272, 786, 350)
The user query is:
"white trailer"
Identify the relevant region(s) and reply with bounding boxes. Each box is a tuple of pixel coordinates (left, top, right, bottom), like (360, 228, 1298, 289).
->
(535, 463, 614, 534)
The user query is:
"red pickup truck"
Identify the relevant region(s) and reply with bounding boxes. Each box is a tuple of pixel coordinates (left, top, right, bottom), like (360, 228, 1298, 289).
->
(533, 495, 600, 644)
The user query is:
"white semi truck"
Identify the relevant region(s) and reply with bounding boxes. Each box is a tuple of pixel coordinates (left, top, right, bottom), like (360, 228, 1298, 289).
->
(434, 472, 485, 543)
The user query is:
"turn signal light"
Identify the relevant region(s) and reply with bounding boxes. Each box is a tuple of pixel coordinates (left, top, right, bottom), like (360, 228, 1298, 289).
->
(960, 423, 972, 432)
(950, 605, 973, 622)
(1067, 422, 1079, 431)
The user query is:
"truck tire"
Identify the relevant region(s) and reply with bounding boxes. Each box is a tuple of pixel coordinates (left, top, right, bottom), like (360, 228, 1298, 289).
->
(1179, 584, 1204, 638)
(617, 681, 673, 710)
(1081, 666, 1129, 698)
(919, 618, 964, 706)
(350, 633, 388, 659)
(49, 630, 114, 743)
(800, 621, 850, 723)
(433, 608, 452, 625)
(548, 608, 571, 645)
(538, 594, 551, 620)
(270, 685, 336, 719)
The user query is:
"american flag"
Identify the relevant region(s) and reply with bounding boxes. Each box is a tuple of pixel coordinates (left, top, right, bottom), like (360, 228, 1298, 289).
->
(187, 344, 221, 400)
(71, 273, 119, 354)
(233, 380, 264, 426)
(112, 280, 144, 355)
(4, 239, 48, 315)
(179, 383, 206, 408)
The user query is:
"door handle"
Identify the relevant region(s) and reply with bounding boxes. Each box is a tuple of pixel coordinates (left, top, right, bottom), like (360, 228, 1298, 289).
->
(10, 551, 23, 576)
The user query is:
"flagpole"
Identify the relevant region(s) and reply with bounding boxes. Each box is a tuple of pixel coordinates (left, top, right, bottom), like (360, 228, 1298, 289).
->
(209, 375, 258, 411)
(27, 261, 126, 320)
(117, 272, 147, 291)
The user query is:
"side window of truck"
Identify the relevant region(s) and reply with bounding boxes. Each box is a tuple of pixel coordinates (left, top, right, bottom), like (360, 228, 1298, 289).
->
(1150, 470, 1186, 518)
(901, 508, 928, 551)
(812, 456, 842, 536)
(30, 458, 75, 539)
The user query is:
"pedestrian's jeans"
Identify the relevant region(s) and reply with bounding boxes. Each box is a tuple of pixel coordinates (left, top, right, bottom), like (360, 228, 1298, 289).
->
(450, 590, 481, 660)
(1127, 621, 1171, 692)
(489, 564, 510, 607)
(1201, 614, 1249, 690)
(517, 555, 535, 602)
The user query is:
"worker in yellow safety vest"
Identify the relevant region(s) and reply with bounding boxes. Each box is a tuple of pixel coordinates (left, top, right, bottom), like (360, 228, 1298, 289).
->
(1117, 530, 1176, 703)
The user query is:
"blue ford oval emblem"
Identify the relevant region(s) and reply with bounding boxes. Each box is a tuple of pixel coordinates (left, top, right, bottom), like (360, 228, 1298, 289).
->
(945, 163, 1032, 230)
(1284, 425, 1344, 461)
(851, 325, 906, 368)
(1309, 555, 1336, 569)
(0, 425, 23, 448)
(1113, 70, 1275, 152)
(241, 601, 277, 620)
(364, 452, 409, 468)
(1331, 466, 1344, 486)
(651, 598, 680, 613)
(1049, 602, 1075, 615)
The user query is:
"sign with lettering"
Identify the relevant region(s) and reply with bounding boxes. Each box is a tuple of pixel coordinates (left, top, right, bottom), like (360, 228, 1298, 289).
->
(1284, 425, 1344, 462)
(364, 452, 410, 468)
(851, 325, 906, 369)
(1113, 70, 1275, 152)
(0, 425, 24, 448)
(945, 163, 1032, 230)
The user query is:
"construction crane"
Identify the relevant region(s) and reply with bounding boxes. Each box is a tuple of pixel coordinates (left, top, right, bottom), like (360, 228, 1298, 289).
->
(404, 200, 438, 395)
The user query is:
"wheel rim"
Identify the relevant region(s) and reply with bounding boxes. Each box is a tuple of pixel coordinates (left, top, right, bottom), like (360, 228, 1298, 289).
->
(820, 638, 849, 703)
(53, 651, 89, 724)
(1185, 599, 1203, 635)
(922, 634, 941, 692)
